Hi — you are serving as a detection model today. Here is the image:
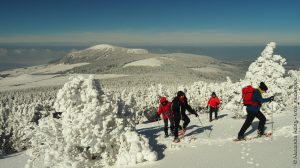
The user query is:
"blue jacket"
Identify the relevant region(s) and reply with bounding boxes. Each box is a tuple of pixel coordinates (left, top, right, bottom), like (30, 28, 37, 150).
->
(246, 89, 271, 112)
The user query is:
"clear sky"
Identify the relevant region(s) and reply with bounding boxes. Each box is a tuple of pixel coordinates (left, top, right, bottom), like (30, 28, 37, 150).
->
(0, 0, 299, 45)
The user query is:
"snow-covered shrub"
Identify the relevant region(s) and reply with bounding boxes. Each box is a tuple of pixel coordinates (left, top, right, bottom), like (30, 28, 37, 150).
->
(0, 90, 55, 155)
(0, 104, 12, 155)
(184, 77, 237, 112)
(26, 75, 157, 168)
(128, 84, 175, 123)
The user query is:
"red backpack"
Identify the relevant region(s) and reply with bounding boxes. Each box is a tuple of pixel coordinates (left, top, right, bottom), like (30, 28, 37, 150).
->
(242, 85, 259, 106)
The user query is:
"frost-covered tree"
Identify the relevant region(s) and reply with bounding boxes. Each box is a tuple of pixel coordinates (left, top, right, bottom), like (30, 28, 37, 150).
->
(223, 42, 293, 117)
(0, 89, 55, 155)
(26, 75, 157, 168)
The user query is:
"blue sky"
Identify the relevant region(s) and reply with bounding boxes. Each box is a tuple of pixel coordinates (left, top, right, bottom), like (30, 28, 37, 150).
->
(0, 0, 299, 45)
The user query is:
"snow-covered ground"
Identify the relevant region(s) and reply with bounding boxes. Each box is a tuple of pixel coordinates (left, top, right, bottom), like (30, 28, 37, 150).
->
(0, 151, 29, 168)
(0, 62, 128, 91)
(0, 73, 128, 91)
(123, 58, 163, 67)
(0, 63, 89, 76)
(0, 109, 298, 168)
(125, 109, 298, 168)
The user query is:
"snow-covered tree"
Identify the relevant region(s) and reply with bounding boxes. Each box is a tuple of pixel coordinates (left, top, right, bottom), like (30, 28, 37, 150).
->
(223, 42, 292, 117)
(26, 75, 157, 168)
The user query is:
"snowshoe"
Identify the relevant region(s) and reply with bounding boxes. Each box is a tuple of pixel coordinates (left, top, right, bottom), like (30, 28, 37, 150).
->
(252, 131, 272, 139)
(233, 136, 246, 142)
(173, 138, 180, 143)
(178, 129, 186, 136)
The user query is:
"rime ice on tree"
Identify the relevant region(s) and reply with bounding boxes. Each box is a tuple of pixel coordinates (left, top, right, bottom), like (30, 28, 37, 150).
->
(26, 75, 157, 168)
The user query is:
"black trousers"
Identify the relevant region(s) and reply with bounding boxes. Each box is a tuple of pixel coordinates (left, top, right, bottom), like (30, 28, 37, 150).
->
(174, 114, 190, 138)
(238, 110, 266, 137)
(163, 118, 175, 135)
(209, 107, 218, 121)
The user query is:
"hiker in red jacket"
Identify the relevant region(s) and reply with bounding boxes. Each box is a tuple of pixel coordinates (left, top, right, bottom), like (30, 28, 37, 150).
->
(157, 97, 175, 137)
(207, 92, 221, 122)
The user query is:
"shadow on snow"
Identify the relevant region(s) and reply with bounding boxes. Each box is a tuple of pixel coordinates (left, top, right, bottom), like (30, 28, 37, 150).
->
(136, 126, 166, 161)
(137, 123, 213, 161)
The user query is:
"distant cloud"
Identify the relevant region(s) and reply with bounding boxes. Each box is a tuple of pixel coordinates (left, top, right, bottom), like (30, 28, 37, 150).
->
(0, 31, 299, 45)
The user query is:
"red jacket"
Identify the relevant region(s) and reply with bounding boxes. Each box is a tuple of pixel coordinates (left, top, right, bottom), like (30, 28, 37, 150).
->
(207, 97, 220, 108)
(157, 101, 173, 119)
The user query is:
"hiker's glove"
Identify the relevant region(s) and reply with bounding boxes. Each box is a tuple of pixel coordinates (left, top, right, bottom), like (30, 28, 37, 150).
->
(206, 106, 208, 110)
(270, 96, 275, 102)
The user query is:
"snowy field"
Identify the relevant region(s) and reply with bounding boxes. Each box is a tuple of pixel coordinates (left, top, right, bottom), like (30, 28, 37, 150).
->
(0, 73, 128, 91)
(0, 62, 128, 91)
(0, 63, 90, 76)
(129, 110, 297, 168)
(0, 110, 298, 168)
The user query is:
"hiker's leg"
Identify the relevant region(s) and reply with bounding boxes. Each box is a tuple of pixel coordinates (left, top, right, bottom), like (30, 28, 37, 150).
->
(256, 111, 266, 134)
(238, 111, 256, 137)
(174, 117, 180, 138)
(182, 114, 190, 129)
(214, 108, 218, 119)
(209, 107, 213, 121)
(169, 118, 175, 133)
(163, 118, 168, 135)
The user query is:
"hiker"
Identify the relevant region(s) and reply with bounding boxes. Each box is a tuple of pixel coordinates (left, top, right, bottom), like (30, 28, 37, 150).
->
(157, 97, 175, 137)
(237, 82, 274, 140)
(206, 92, 221, 122)
(172, 91, 198, 143)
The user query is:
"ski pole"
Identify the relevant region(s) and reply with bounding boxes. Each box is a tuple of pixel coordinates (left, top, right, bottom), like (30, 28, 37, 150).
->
(271, 102, 274, 141)
(197, 116, 210, 138)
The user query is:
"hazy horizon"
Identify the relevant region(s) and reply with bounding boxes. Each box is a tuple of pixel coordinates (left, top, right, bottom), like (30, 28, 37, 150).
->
(1, 44, 299, 71)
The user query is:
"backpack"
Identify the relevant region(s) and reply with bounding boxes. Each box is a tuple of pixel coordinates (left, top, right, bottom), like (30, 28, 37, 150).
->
(242, 85, 259, 106)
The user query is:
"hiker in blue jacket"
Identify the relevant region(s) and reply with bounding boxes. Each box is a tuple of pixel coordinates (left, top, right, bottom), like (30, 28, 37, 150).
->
(237, 82, 274, 140)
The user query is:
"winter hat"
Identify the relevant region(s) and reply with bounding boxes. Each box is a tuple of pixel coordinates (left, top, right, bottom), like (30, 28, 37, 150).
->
(177, 91, 185, 97)
(259, 82, 268, 91)
(160, 97, 167, 103)
(212, 92, 216, 96)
